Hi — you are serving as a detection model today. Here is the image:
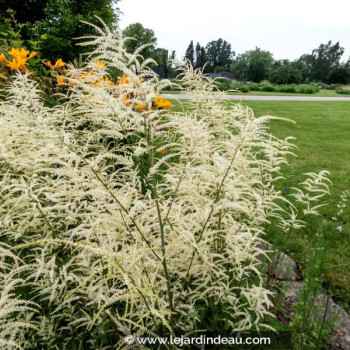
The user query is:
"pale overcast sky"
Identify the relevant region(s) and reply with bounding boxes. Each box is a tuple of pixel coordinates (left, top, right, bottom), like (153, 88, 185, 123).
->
(119, 0, 350, 61)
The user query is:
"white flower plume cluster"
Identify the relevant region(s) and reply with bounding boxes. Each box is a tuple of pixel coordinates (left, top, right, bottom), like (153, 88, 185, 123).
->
(0, 19, 331, 349)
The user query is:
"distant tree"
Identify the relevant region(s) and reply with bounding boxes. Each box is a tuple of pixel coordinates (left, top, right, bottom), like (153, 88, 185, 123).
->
(297, 41, 344, 82)
(123, 22, 157, 60)
(273, 59, 290, 68)
(167, 50, 178, 78)
(154, 48, 169, 78)
(296, 54, 314, 82)
(328, 63, 350, 84)
(269, 63, 303, 84)
(197, 46, 209, 72)
(230, 48, 273, 82)
(313, 41, 344, 82)
(205, 38, 234, 72)
(194, 42, 201, 68)
(230, 53, 249, 81)
(185, 40, 194, 66)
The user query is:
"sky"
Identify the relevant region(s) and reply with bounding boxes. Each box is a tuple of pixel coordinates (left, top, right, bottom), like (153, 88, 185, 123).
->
(118, 0, 350, 62)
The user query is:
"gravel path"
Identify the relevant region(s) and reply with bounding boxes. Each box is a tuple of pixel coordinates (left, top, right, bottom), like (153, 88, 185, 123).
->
(163, 93, 350, 101)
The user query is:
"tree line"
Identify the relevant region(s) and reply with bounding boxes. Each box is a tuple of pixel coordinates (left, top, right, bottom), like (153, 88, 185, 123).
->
(121, 22, 350, 85)
(184, 39, 350, 84)
(1, 3, 349, 85)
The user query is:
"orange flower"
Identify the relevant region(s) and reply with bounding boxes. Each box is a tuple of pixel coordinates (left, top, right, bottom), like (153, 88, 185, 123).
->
(135, 103, 145, 112)
(43, 60, 53, 69)
(154, 96, 172, 109)
(123, 96, 131, 106)
(0, 53, 6, 64)
(8, 48, 29, 59)
(139, 78, 145, 83)
(7, 57, 27, 70)
(56, 76, 65, 84)
(117, 75, 130, 85)
(54, 58, 66, 68)
(95, 61, 106, 68)
(101, 77, 114, 86)
(8, 48, 20, 57)
(28, 51, 37, 59)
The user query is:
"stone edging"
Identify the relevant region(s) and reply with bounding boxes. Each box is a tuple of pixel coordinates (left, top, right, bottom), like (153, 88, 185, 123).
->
(259, 242, 350, 349)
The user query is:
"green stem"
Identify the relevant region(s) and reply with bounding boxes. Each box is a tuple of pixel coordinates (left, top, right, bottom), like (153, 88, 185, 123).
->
(315, 295, 330, 350)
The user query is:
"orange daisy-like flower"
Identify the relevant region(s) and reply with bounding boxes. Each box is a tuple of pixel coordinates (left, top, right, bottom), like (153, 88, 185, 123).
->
(154, 96, 172, 109)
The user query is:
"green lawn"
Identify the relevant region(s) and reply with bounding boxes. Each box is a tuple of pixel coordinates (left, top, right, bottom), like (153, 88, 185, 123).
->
(163, 89, 345, 97)
(173, 99, 350, 310)
(235, 101, 350, 310)
(227, 89, 344, 97)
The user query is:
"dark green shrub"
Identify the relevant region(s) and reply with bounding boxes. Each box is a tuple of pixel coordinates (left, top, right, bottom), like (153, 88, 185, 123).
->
(249, 83, 260, 91)
(216, 79, 232, 91)
(303, 87, 314, 94)
(319, 83, 340, 90)
(336, 89, 350, 95)
(277, 85, 296, 93)
(260, 84, 275, 92)
(296, 84, 319, 94)
(239, 85, 250, 93)
(230, 83, 250, 93)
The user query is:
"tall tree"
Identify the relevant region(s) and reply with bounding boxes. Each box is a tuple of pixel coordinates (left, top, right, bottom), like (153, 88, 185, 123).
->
(185, 40, 194, 66)
(122, 22, 157, 60)
(298, 41, 344, 82)
(0, 0, 48, 23)
(194, 42, 201, 68)
(328, 63, 350, 84)
(42, 0, 119, 61)
(313, 41, 344, 82)
(1, 0, 120, 61)
(197, 46, 208, 71)
(296, 54, 314, 82)
(230, 48, 273, 82)
(205, 38, 234, 72)
(269, 63, 302, 84)
(154, 48, 168, 78)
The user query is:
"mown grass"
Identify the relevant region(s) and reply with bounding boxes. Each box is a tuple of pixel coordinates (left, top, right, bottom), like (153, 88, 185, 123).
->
(227, 90, 344, 97)
(163, 89, 346, 97)
(172, 99, 350, 311)
(242, 101, 350, 308)
(234, 101, 350, 311)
